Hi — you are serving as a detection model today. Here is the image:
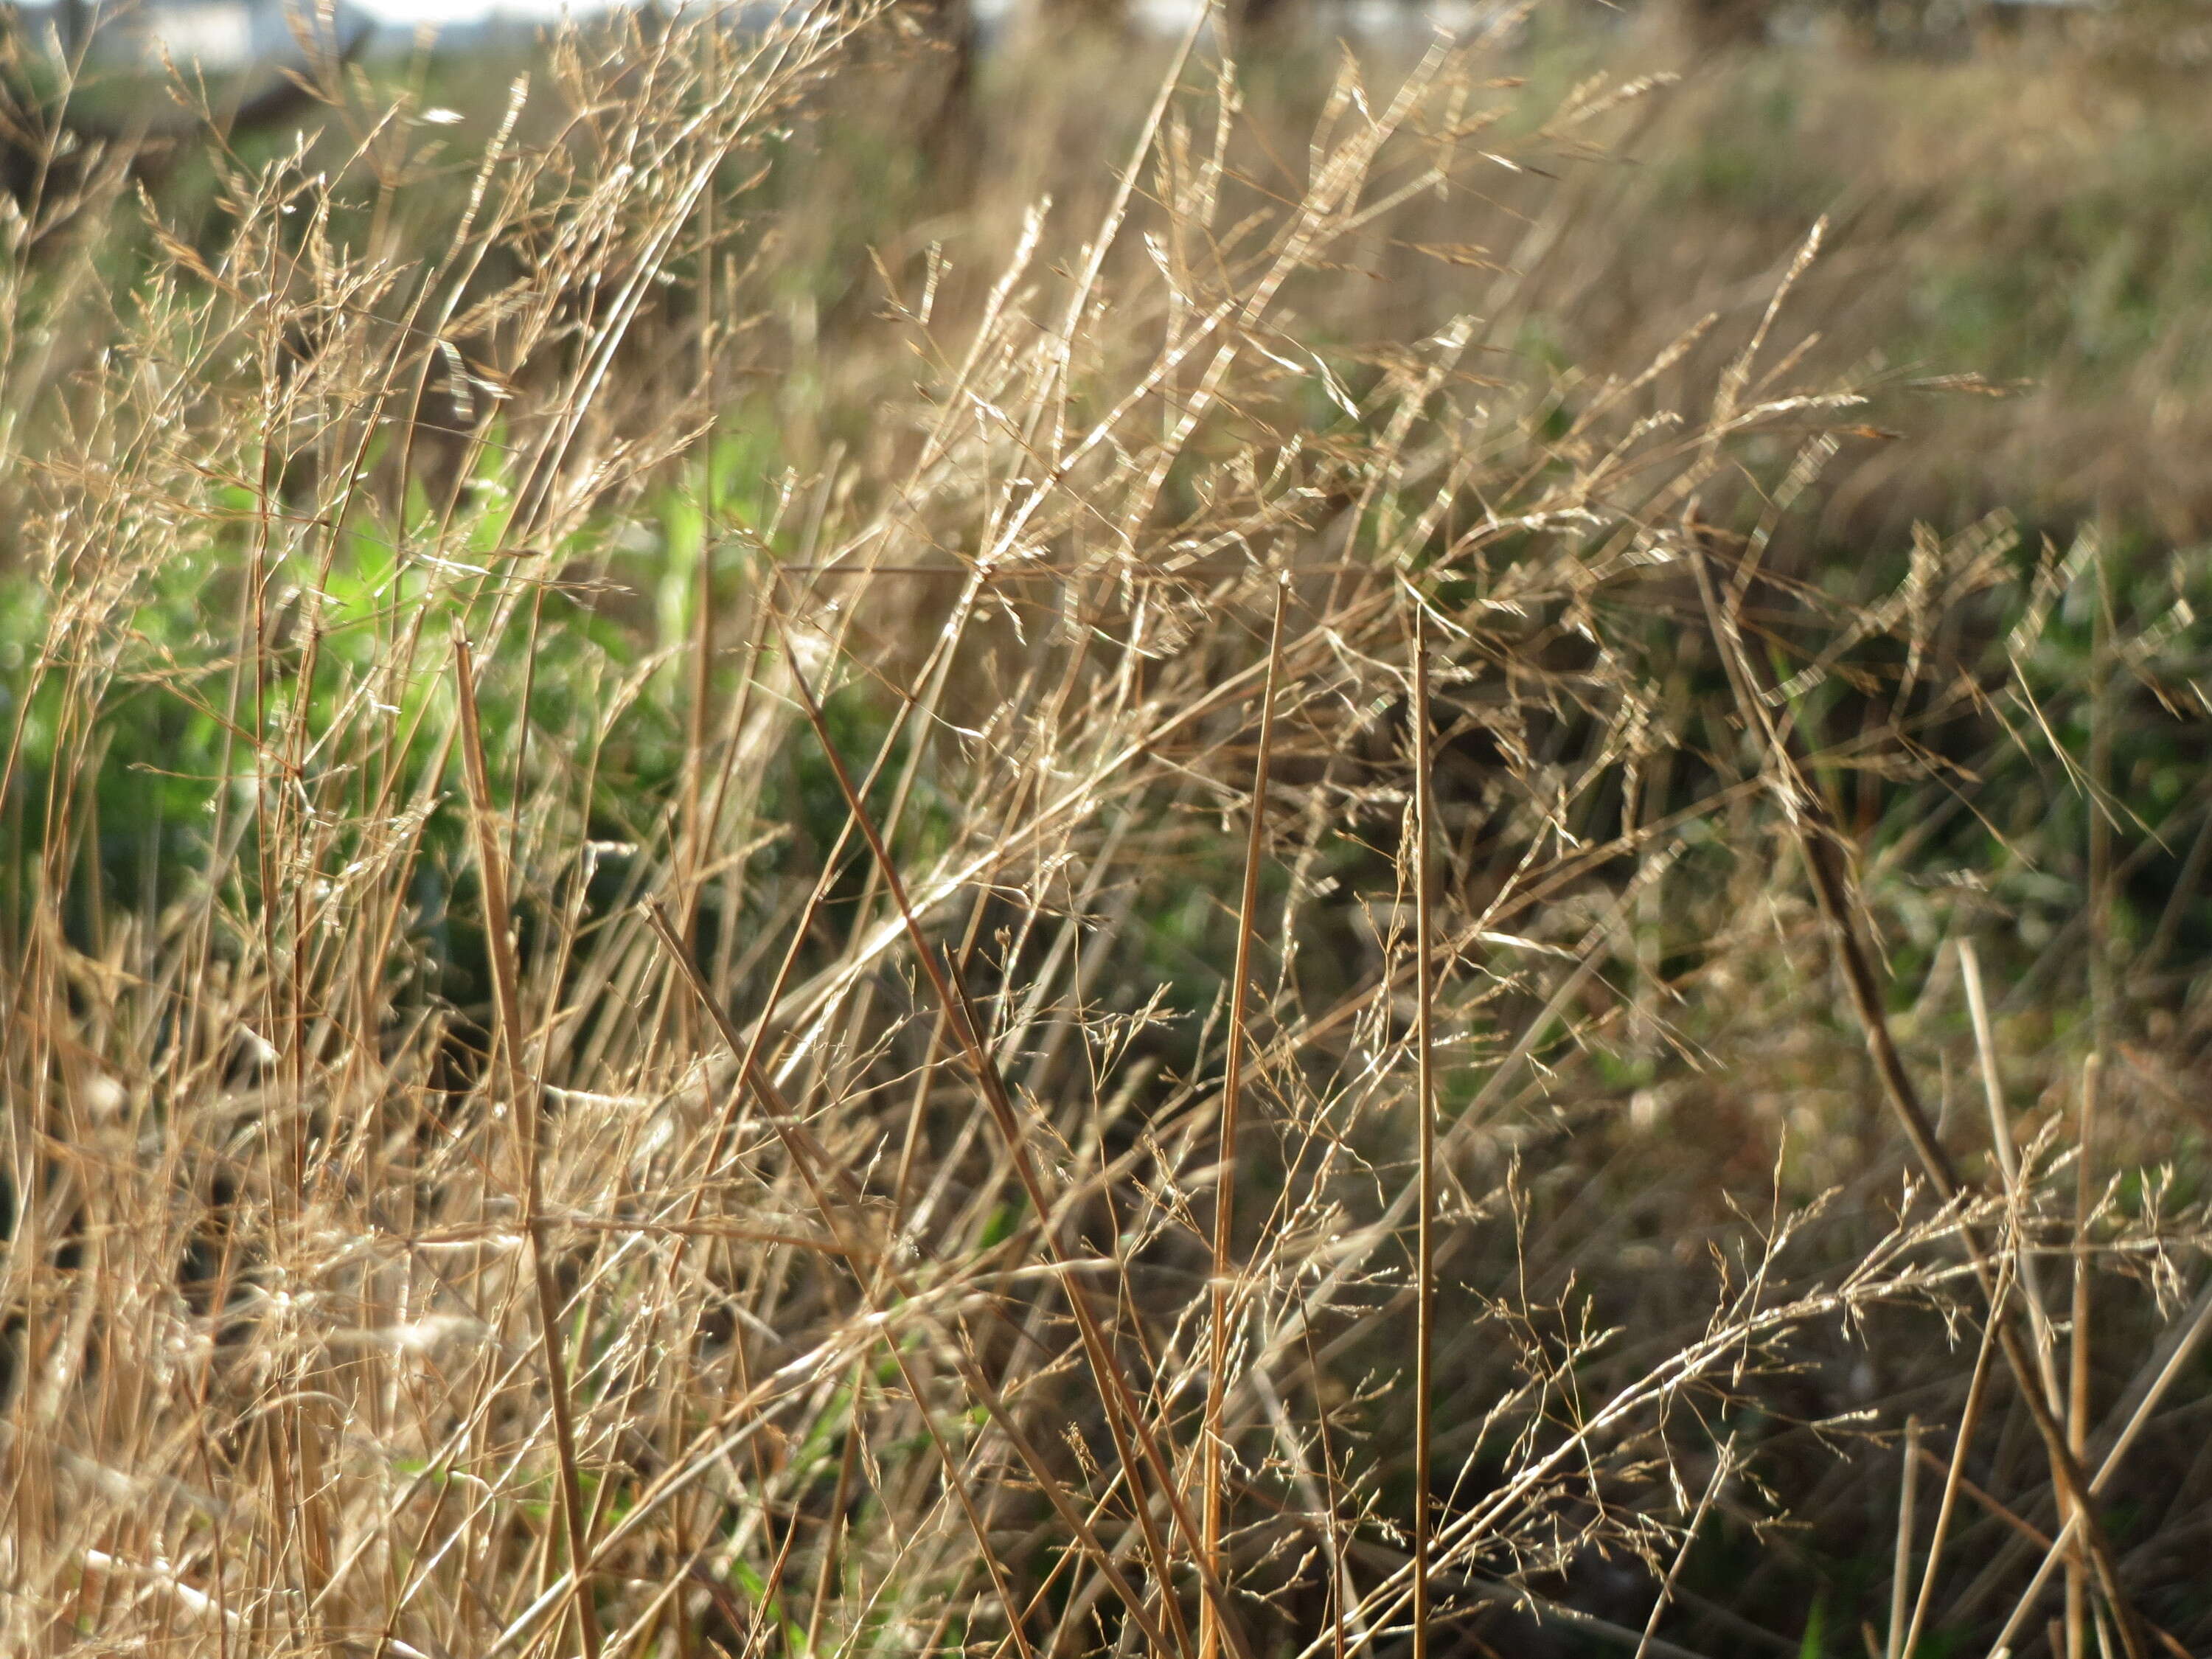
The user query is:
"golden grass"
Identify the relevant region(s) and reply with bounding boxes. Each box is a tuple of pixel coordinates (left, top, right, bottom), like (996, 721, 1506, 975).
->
(4, 7, 2212, 1657)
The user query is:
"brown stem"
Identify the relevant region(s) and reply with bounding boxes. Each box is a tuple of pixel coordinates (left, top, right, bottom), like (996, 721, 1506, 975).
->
(1688, 543, 2147, 1659)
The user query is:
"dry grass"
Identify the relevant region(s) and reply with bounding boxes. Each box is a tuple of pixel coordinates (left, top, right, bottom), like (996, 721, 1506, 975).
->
(4, 7, 2212, 1658)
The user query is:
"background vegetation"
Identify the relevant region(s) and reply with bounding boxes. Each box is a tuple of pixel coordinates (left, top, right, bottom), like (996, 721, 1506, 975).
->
(6, 4, 2212, 1656)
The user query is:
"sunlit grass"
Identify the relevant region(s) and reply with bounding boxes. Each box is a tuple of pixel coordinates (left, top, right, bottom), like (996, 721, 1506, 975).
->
(4, 7, 2212, 1657)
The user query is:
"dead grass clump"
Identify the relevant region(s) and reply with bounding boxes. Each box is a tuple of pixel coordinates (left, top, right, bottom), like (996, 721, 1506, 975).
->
(4, 9, 2211, 1658)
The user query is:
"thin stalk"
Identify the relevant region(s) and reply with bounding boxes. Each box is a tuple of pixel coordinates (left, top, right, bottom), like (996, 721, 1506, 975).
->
(801, 1366, 867, 1659)
(1913, 1443, 2052, 1551)
(1986, 1272, 2212, 1659)
(1801, 796, 2140, 1658)
(1886, 1418, 1918, 1659)
(453, 635, 602, 1659)
(680, 71, 727, 981)
(2067, 1056, 2101, 1659)
(1691, 546, 2147, 1659)
(1409, 602, 1439, 1659)
(1202, 579, 1288, 1659)
(1302, 1322, 1350, 1659)
(1632, 1436, 1735, 1659)
(2076, 537, 2114, 1659)
(1960, 939, 2065, 1414)
(775, 624, 1254, 1659)
(643, 902, 1155, 1659)
(1901, 1261, 2008, 1659)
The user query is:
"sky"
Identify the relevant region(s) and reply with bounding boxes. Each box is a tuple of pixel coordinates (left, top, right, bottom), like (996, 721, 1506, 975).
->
(343, 0, 624, 21)
(14, 0, 1454, 60)
(15, 0, 667, 32)
(17, 0, 1053, 49)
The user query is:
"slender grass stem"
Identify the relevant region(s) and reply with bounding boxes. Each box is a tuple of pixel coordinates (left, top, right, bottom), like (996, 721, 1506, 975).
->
(1692, 542, 2149, 1659)
(454, 634, 604, 1659)
(1200, 577, 1288, 1659)
(1409, 600, 1438, 1659)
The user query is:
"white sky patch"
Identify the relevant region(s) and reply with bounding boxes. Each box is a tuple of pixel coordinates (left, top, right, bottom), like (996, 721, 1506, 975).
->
(354, 0, 624, 21)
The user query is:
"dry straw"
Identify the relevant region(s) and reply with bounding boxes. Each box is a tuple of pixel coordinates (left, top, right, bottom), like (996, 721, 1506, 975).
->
(3, 5, 2210, 1658)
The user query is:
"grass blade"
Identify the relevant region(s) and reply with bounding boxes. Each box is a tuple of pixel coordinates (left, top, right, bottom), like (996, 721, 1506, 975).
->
(453, 633, 604, 1659)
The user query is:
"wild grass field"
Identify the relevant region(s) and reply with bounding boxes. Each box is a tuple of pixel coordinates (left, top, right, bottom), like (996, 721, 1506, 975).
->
(5, 4, 2212, 1656)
